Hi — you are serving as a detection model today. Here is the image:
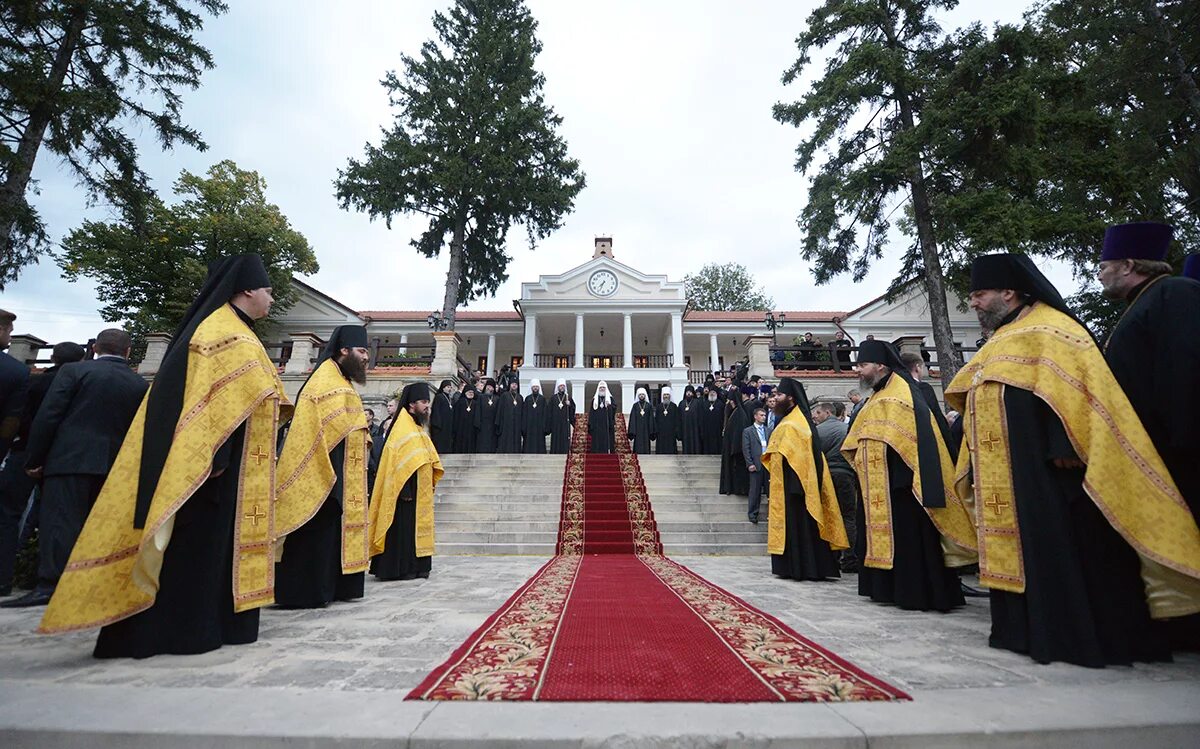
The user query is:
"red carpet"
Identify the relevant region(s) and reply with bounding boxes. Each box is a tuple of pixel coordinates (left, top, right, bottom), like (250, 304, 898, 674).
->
(410, 414, 909, 702)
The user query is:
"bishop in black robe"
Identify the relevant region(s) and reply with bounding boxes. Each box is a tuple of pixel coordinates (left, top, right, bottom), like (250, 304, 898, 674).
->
(719, 390, 753, 496)
(429, 380, 455, 454)
(521, 381, 549, 454)
(699, 394, 724, 455)
(679, 386, 702, 454)
(495, 383, 524, 454)
(588, 383, 616, 454)
(627, 388, 655, 455)
(655, 388, 680, 455)
(475, 381, 500, 453)
(451, 386, 479, 454)
(549, 381, 575, 454)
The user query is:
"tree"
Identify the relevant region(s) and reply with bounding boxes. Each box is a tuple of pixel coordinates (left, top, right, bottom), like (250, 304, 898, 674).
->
(683, 263, 774, 312)
(0, 0, 226, 288)
(335, 0, 584, 330)
(58, 160, 318, 340)
(773, 0, 964, 387)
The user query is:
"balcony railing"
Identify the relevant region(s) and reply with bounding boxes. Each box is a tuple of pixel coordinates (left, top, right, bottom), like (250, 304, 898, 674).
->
(533, 353, 574, 368)
(769, 342, 979, 373)
(531, 353, 676, 369)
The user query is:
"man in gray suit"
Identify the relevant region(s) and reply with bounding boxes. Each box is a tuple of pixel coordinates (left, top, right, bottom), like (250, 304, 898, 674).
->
(742, 407, 770, 524)
(813, 402, 858, 571)
(3, 329, 147, 607)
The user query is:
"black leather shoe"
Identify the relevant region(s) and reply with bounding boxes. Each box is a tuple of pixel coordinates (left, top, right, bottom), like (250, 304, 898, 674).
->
(748, 514, 759, 525)
(0, 589, 52, 608)
(960, 580, 988, 598)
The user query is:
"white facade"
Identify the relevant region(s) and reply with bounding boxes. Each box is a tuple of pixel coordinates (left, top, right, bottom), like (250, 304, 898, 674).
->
(277, 238, 985, 407)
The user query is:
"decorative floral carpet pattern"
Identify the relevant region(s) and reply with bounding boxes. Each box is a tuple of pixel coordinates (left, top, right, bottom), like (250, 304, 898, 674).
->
(410, 414, 910, 702)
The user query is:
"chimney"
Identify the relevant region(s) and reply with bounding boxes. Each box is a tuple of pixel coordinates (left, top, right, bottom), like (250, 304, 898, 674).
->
(593, 236, 613, 258)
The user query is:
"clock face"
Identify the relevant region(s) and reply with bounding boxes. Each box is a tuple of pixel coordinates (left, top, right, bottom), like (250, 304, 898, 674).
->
(588, 269, 619, 297)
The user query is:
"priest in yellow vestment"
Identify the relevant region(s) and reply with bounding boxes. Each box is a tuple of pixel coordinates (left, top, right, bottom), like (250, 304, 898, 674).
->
(843, 339, 977, 612)
(947, 253, 1200, 667)
(274, 325, 372, 608)
(761, 377, 848, 580)
(368, 382, 443, 580)
(40, 254, 291, 659)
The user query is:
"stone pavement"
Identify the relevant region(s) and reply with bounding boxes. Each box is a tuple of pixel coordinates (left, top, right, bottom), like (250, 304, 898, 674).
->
(1, 555, 1198, 747)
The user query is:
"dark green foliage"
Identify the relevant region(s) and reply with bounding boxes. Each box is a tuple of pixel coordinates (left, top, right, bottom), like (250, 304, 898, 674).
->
(58, 160, 318, 342)
(0, 0, 227, 288)
(683, 263, 774, 311)
(336, 0, 584, 329)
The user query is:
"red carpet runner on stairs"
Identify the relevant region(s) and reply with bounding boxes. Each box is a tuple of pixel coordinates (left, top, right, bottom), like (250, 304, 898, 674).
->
(409, 414, 909, 702)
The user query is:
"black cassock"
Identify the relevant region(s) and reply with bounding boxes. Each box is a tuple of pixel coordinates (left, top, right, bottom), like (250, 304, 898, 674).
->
(679, 398, 702, 454)
(771, 454, 841, 581)
(495, 392, 524, 454)
(699, 401, 724, 455)
(588, 402, 616, 454)
(627, 401, 655, 454)
(370, 473, 430, 580)
(451, 396, 479, 453)
(96, 424, 260, 658)
(430, 392, 454, 454)
(521, 394, 549, 454)
(274, 439, 365, 608)
(655, 402, 680, 454)
(719, 400, 752, 495)
(549, 392, 575, 454)
(1104, 276, 1200, 522)
(855, 447, 963, 612)
(476, 394, 499, 453)
(987, 386, 1168, 667)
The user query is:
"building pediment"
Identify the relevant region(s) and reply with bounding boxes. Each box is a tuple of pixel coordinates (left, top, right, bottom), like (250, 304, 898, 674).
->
(283, 279, 364, 331)
(521, 254, 685, 305)
(842, 282, 976, 326)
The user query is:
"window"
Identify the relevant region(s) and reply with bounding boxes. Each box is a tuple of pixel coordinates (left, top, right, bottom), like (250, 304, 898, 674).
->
(554, 355, 570, 368)
(477, 355, 488, 373)
(590, 355, 613, 368)
(633, 355, 649, 368)
(511, 356, 524, 369)
(683, 355, 691, 367)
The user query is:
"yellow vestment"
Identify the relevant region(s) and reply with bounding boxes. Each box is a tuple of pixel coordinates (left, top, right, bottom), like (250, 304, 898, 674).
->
(842, 373, 977, 570)
(368, 409, 443, 558)
(40, 304, 291, 634)
(275, 359, 371, 573)
(761, 408, 849, 555)
(945, 301, 1200, 618)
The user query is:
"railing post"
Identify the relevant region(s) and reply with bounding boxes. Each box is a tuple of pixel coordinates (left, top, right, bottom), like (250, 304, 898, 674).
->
(6, 334, 46, 366)
(139, 333, 173, 375)
(431, 331, 462, 378)
(369, 337, 380, 369)
(742, 334, 773, 381)
(284, 332, 322, 375)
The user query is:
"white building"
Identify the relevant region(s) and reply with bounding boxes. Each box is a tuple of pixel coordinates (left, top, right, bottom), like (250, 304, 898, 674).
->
(278, 237, 984, 406)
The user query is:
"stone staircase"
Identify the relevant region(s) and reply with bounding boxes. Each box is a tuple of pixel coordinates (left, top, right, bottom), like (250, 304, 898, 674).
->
(434, 452, 767, 556)
(638, 455, 768, 555)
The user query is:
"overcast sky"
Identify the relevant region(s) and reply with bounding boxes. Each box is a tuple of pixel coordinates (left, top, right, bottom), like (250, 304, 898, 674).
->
(5, 0, 1052, 343)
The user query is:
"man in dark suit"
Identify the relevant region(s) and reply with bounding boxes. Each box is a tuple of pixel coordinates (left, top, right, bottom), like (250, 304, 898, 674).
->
(742, 407, 769, 524)
(3, 329, 147, 607)
(0, 309, 31, 597)
(0, 341, 85, 597)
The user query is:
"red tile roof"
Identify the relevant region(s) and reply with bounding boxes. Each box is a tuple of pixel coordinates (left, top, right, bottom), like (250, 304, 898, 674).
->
(359, 310, 522, 321)
(360, 309, 848, 323)
(684, 310, 846, 322)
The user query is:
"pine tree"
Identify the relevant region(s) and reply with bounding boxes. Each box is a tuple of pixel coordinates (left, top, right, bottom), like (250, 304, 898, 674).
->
(336, 0, 584, 329)
(0, 0, 226, 288)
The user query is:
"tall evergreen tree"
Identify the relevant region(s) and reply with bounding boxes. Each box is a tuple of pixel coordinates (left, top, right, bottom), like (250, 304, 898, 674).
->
(0, 0, 226, 288)
(774, 0, 964, 386)
(336, 0, 584, 329)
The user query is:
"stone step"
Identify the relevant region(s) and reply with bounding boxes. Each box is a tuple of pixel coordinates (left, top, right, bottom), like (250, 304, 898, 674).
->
(438, 531, 561, 544)
(435, 520, 562, 532)
(437, 542, 556, 555)
(662, 543, 767, 555)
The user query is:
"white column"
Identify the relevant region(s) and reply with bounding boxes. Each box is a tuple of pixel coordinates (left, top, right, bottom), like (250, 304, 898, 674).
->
(709, 334, 719, 373)
(486, 333, 496, 375)
(574, 313, 584, 368)
(398, 333, 408, 354)
(622, 313, 633, 368)
(671, 312, 684, 367)
(523, 313, 537, 367)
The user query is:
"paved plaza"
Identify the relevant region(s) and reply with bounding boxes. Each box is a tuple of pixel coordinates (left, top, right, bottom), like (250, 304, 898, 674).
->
(1, 555, 1198, 747)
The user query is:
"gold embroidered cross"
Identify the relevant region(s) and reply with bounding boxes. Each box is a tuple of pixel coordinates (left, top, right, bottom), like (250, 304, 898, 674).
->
(868, 453, 883, 471)
(245, 504, 266, 526)
(346, 494, 361, 507)
(349, 453, 363, 467)
(980, 432, 1003, 451)
(984, 494, 1010, 515)
(871, 496, 884, 510)
(250, 446, 269, 465)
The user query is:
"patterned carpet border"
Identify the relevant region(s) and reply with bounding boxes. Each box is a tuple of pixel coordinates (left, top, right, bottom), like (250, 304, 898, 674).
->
(638, 555, 911, 701)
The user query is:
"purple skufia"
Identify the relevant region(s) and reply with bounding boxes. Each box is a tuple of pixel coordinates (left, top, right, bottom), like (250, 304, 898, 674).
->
(1101, 222, 1172, 262)
(1183, 255, 1200, 281)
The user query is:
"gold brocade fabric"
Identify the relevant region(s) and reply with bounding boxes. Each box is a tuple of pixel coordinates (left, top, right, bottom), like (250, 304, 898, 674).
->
(842, 374, 977, 571)
(946, 302, 1200, 618)
(761, 408, 849, 555)
(40, 305, 291, 634)
(275, 359, 372, 573)
(368, 409, 443, 559)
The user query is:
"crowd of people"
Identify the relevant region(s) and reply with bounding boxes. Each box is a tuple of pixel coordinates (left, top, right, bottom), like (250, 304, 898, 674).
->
(0, 220, 1196, 671)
